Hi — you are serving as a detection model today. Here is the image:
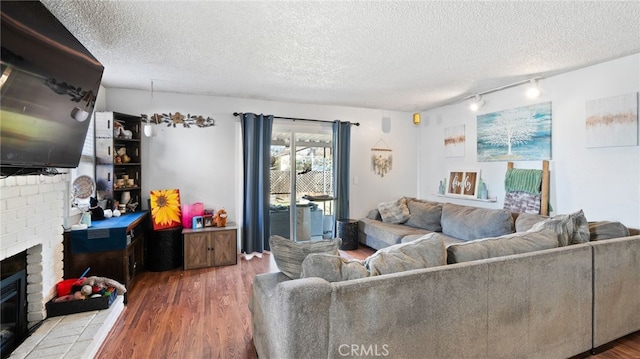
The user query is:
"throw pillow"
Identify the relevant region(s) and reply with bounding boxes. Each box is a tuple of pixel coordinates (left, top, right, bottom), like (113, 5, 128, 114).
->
(515, 213, 548, 232)
(404, 200, 443, 231)
(269, 235, 341, 279)
(300, 253, 370, 282)
(531, 214, 574, 247)
(588, 221, 630, 241)
(569, 210, 590, 244)
(377, 197, 411, 224)
(446, 227, 559, 264)
(530, 210, 590, 246)
(364, 233, 446, 276)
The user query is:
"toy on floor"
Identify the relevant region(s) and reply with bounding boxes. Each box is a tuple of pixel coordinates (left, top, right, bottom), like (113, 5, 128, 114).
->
(53, 275, 127, 302)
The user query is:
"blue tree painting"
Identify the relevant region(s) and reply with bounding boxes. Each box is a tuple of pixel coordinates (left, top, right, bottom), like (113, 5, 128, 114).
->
(477, 102, 551, 161)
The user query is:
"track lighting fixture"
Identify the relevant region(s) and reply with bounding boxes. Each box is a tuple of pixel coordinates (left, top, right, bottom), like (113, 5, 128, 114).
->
(469, 95, 485, 112)
(526, 79, 541, 99)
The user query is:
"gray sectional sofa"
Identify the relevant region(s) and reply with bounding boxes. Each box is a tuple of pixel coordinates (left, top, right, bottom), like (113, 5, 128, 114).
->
(358, 198, 518, 249)
(250, 198, 639, 359)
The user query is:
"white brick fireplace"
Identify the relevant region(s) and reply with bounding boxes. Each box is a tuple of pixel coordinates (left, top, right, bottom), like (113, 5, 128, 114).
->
(1, 173, 69, 329)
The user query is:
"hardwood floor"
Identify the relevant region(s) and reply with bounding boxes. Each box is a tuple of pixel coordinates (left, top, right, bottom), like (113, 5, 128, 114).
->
(96, 246, 640, 358)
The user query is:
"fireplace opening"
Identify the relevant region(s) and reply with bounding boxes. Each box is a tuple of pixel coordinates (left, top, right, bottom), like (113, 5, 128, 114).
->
(1, 252, 27, 359)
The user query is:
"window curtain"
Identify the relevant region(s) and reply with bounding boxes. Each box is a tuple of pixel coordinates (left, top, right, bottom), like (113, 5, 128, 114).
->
(240, 113, 273, 254)
(333, 121, 351, 222)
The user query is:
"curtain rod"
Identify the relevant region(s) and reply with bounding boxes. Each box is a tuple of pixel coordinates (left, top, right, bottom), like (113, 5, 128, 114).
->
(233, 112, 360, 126)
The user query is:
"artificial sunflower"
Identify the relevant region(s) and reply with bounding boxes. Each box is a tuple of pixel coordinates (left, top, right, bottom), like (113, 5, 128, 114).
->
(150, 189, 182, 230)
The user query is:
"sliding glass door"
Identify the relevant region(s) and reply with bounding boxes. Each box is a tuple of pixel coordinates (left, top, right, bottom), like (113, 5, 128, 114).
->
(269, 121, 334, 241)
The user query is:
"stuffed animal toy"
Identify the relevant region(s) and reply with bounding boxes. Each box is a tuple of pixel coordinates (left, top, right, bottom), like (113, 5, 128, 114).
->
(81, 275, 127, 295)
(214, 208, 227, 227)
(89, 197, 105, 221)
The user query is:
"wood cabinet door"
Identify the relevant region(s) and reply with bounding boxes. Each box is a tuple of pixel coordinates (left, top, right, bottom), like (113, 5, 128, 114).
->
(212, 230, 237, 266)
(184, 232, 211, 269)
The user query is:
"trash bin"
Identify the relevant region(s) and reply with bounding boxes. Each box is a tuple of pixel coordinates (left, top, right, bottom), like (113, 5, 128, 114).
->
(336, 219, 358, 250)
(147, 226, 183, 271)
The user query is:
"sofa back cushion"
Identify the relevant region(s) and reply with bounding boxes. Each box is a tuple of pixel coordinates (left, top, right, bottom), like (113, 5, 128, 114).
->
(446, 228, 558, 264)
(405, 200, 443, 231)
(364, 234, 446, 275)
(588, 221, 630, 241)
(269, 235, 341, 279)
(441, 203, 514, 241)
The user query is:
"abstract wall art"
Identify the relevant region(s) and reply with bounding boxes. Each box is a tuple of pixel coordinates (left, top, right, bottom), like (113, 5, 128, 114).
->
(585, 92, 638, 148)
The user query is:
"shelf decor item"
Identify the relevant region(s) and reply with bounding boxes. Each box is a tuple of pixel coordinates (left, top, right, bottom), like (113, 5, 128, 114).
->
(447, 170, 480, 198)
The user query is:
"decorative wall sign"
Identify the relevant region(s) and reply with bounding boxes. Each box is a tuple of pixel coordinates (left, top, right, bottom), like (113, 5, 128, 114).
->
(585, 92, 638, 148)
(447, 170, 480, 198)
(477, 102, 552, 161)
(371, 138, 393, 177)
(444, 125, 465, 157)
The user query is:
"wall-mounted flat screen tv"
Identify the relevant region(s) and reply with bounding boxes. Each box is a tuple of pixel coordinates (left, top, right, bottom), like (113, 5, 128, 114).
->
(1, 1, 104, 172)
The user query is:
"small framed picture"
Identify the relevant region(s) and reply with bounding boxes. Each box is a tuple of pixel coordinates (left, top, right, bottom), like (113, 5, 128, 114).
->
(203, 214, 214, 227)
(192, 216, 204, 229)
(447, 170, 480, 198)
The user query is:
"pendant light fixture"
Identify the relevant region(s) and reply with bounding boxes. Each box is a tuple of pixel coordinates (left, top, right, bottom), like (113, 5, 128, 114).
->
(413, 113, 421, 125)
(143, 81, 155, 137)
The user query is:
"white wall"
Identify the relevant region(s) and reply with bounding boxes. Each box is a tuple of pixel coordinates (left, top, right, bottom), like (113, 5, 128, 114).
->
(418, 54, 640, 228)
(105, 90, 418, 223)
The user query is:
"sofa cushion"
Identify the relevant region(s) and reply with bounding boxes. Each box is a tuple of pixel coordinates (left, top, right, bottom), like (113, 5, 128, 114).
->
(441, 203, 514, 241)
(269, 236, 341, 279)
(364, 233, 446, 276)
(446, 228, 559, 264)
(405, 200, 443, 231)
(515, 213, 548, 232)
(359, 218, 430, 247)
(589, 221, 630, 241)
(378, 197, 411, 224)
(300, 253, 370, 282)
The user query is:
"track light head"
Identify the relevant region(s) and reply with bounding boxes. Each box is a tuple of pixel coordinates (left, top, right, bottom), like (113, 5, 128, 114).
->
(526, 79, 541, 99)
(469, 95, 485, 112)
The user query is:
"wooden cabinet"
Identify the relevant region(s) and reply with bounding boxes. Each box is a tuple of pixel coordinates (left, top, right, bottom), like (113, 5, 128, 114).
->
(63, 212, 148, 303)
(183, 224, 237, 270)
(94, 111, 142, 212)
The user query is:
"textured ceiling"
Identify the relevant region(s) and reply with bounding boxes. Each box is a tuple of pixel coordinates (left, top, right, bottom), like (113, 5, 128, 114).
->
(41, 1, 640, 112)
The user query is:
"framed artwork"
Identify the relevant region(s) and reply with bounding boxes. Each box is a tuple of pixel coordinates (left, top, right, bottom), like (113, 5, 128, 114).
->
(192, 216, 204, 229)
(477, 102, 552, 161)
(447, 170, 480, 198)
(150, 189, 182, 230)
(444, 125, 465, 157)
(203, 214, 214, 227)
(585, 92, 638, 148)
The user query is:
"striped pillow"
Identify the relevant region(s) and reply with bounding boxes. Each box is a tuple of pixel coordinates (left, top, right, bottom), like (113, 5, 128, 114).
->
(377, 198, 410, 224)
(269, 235, 341, 279)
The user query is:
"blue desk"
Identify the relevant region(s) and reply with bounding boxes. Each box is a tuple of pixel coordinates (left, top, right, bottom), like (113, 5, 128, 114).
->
(70, 212, 147, 253)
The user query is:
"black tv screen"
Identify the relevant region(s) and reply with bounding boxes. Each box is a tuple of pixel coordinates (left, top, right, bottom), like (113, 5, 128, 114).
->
(1, 1, 104, 171)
